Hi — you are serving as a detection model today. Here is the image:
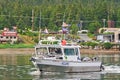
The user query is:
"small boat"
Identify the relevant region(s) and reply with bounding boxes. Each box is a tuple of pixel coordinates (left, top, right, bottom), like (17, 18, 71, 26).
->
(30, 37, 104, 73)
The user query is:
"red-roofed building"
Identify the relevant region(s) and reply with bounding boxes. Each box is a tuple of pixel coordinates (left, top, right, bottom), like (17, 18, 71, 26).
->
(0, 28, 18, 43)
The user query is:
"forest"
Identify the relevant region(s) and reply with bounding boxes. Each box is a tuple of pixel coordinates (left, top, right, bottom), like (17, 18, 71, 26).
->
(0, 0, 120, 34)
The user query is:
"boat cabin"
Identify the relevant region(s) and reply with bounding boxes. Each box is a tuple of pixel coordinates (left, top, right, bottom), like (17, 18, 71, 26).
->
(35, 39, 81, 61)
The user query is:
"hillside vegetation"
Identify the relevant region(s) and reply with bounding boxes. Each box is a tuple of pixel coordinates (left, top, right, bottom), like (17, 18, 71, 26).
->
(0, 0, 120, 34)
(18, 34, 35, 44)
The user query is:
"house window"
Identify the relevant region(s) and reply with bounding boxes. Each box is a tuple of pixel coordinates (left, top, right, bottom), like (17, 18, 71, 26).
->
(10, 36, 12, 39)
(119, 34, 120, 41)
(14, 36, 16, 39)
(6, 36, 8, 39)
(1, 36, 3, 38)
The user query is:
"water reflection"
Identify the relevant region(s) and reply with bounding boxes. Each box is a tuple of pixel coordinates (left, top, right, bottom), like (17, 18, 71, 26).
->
(31, 72, 101, 80)
(0, 65, 32, 80)
(0, 53, 120, 80)
(0, 54, 33, 80)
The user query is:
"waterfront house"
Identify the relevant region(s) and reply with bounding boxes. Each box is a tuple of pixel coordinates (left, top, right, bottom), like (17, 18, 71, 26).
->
(97, 28, 120, 43)
(0, 27, 18, 43)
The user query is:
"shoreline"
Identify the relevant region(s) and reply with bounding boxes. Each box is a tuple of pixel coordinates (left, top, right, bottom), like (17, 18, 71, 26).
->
(80, 48, 120, 54)
(0, 48, 120, 55)
(0, 48, 34, 55)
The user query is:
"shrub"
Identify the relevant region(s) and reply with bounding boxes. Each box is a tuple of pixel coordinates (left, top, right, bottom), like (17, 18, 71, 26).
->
(102, 42, 113, 49)
(80, 41, 98, 49)
(85, 41, 98, 49)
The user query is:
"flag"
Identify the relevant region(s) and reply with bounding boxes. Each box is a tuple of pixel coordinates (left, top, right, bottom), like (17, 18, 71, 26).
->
(62, 22, 70, 27)
(62, 22, 70, 34)
(44, 28, 48, 34)
(62, 27, 68, 34)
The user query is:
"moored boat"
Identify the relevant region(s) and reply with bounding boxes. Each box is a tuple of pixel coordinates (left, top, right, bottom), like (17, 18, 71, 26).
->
(30, 37, 104, 73)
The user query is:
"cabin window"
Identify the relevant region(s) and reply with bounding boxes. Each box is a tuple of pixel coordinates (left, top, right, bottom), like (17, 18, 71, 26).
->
(36, 47, 47, 55)
(48, 47, 62, 55)
(55, 48, 62, 54)
(49, 48, 55, 54)
(64, 48, 75, 55)
(14, 36, 16, 39)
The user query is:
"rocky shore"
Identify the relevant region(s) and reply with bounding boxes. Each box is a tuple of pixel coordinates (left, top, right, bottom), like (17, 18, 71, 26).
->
(0, 48, 120, 55)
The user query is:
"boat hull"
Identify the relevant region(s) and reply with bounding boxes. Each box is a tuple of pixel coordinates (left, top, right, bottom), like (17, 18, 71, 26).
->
(31, 58, 103, 73)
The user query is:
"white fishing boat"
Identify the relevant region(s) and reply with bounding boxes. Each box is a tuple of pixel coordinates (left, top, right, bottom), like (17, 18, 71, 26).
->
(30, 37, 104, 73)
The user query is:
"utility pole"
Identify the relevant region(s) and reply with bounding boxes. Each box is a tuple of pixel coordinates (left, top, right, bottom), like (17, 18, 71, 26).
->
(39, 11, 41, 40)
(31, 9, 34, 31)
(103, 19, 106, 28)
(80, 20, 83, 30)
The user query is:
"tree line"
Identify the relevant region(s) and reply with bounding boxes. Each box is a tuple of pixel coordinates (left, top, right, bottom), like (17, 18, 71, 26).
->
(0, 0, 120, 34)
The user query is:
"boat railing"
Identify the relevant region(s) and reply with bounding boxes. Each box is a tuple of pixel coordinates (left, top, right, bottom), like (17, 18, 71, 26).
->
(38, 40, 61, 45)
(65, 42, 78, 46)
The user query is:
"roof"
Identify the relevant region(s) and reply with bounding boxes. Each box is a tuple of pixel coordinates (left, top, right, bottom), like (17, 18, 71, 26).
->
(99, 28, 120, 33)
(1, 31, 17, 36)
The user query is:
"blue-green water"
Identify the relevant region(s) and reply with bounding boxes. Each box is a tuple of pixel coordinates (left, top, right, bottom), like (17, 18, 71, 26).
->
(0, 53, 120, 80)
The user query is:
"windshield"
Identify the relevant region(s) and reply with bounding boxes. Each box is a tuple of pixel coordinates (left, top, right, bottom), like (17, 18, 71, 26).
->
(64, 48, 75, 55)
(64, 48, 79, 56)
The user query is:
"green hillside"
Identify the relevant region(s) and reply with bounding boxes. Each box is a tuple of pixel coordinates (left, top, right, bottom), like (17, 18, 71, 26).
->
(0, 0, 120, 34)
(18, 34, 35, 44)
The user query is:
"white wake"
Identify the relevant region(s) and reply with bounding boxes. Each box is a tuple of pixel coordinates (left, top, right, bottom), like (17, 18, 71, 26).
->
(102, 65, 120, 74)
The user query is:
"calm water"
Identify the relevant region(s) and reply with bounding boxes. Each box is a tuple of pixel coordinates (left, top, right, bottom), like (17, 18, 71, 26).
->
(0, 53, 120, 80)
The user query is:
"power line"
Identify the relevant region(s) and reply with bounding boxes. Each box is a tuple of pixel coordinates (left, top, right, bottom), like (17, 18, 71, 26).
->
(1, 14, 120, 23)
